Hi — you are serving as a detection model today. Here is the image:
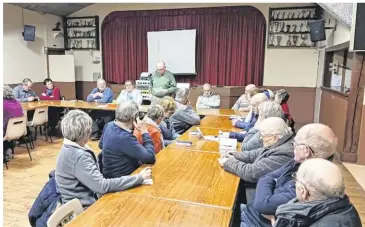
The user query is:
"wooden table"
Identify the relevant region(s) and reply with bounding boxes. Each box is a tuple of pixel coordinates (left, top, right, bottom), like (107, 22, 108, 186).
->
(20, 100, 242, 116)
(199, 115, 243, 130)
(67, 193, 232, 227)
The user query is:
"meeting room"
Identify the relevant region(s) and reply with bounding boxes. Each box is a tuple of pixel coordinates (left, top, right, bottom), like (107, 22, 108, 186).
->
(2, 2, 365, 227)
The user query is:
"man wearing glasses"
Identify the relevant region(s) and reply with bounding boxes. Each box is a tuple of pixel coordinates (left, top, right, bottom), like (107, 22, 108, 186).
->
(150, 61, 177, 104)
(239, 123, 338, 227)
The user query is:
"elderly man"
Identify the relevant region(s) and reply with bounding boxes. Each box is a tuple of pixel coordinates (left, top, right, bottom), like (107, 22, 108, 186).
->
(55, 110, 152, 208)
(240, 123, 338, 227)
(99, 101, 156, 179)
(171, 88, 200, 134)
(219, 117, 294, 203)
(86, 79, 114, 140)
(13, 78, 39, 102)
(232, 84, 256, 110)
(196, 83, 220, 109)
(233, 93, 268, 131)
(274, 159, 361, 227)
(116, 80, 142, 105)
(150, 61, 177, 103)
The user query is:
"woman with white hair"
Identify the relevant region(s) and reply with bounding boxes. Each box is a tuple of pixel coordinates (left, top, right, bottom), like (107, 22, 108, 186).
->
(171, 88, 200, 134)
(55, 110, 151, 208)
(218, 117, 294, 202)
(134, 104, 165, 154)
(233, 93, 268, 131)
(99, 101, 156, 179)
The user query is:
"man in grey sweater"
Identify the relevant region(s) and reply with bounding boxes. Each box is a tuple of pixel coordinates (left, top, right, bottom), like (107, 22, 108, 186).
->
(196, 83, 220, 109)
(55, 110, 151, 208)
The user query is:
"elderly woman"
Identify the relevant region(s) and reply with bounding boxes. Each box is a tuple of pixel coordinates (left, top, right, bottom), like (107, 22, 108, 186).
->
(158, 96, 179, 146)
(55, 110, 151, 208)
(134, 105, 165, 154)
(3, 85, 24, 160)
(232, 84, 256, 110)
(99, 101, 156, 179)
(275, 89, 294, 129)
(116, 80, 142, 105)
(219, 117, 294, 202)
(262, 89, 275, 100)
(171, 88, 200, 134)
(233, 93, 268, 131)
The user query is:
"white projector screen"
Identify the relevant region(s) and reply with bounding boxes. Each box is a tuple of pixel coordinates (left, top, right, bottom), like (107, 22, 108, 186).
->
(147, 29, 196, 74)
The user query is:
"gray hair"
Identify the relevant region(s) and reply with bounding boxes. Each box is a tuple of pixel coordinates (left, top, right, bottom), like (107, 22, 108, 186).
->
(22, 78, 32, 85)
(259, 117, 291, 138)
(295, 123, 338, 159)
(146, 104, 164, 121)
(3, 85, 14, 99)
(175, 88, 189, 102)
(250, 93, 269, 106)
(258, 101, 283, 119)
(115, 100, 139, 123)
(61, 110, 92, 143)
(297, 158, 345, 200)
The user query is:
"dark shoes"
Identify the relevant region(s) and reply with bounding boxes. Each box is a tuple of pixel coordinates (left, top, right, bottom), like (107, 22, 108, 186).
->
(91, 133, 101, 141)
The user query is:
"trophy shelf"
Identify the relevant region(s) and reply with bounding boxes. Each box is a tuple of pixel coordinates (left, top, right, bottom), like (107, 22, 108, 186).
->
(68, 37, 97, 39)
(270, 18, 319, 22)
(268, 32, 310, 35)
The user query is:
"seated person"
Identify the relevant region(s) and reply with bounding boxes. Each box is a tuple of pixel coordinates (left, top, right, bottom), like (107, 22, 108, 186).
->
(86, 79, 114, 140)
(55, 110, 152, 208)
(262, 89, 275, 100)
(99, 101, 156, 179)
(158, 96, 179, 146)
(232, 84, 256, 111)
(274, 159, 361, 227)
(116, 80, 142, 105)
(13, 78, 39, 102)
(134, 105, 165, 154)
(171, 88, 201, 134)
(218, 117, 294, 201)
(40, 78, 61, 100)
(241, 123, 337, 227)
(40, 78, 62, 134)
(3, 85, 24, 160)
(275, 89, 294, 129)
(196, 83, 220, 109)
(224, 101, 283, 145)
(232, 93, 268, 131)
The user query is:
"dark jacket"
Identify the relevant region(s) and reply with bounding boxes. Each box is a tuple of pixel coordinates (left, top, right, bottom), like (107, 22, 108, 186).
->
(235, 113, 257, 131)
(223, 132, 294, 183)
(159, 117, 179, 146)
(28, 171, 61, 227)
(240, 159, 299, 227)
(274, 196, 362, 227)
(242, 129, 263, 151)
(99, 121, 156, 178)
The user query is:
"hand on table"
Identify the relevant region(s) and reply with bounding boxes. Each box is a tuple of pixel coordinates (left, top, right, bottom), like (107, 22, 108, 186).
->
(41, 93, 47, 96)
(218, 158, 229, 167)
(231, 119, 238, 126)
(139, 167, 152, 180)
(28, 96, 35, 102)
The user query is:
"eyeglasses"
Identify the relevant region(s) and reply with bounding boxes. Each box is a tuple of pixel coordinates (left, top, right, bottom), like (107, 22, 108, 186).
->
(293, 141, 315, 155)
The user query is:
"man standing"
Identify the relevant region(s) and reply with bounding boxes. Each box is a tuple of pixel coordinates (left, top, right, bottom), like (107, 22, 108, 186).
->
(150, 61, 177, 104)
(86, 79, 114, 140)
(13, 78, 39, 102)
(196, 83, 220, 109)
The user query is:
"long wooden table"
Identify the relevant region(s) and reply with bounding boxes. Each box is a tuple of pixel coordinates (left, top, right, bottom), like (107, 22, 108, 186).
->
(20, 100, 244, 116)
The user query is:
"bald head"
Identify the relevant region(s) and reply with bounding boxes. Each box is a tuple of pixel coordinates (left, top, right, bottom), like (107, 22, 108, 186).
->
(156, 61, 166, 75)
(245, 84, 256, 93)
(294, 123, 337, 162)
(296, 158, 345, 201)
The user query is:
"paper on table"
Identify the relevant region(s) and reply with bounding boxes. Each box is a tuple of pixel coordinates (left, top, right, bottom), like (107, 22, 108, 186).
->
(219, 138, 237, 150)
(96, 105, 108, 108)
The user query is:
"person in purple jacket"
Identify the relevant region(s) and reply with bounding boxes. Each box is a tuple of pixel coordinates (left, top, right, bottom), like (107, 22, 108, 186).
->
(239, 123, 337, 227)
(3, 85, 24, 160)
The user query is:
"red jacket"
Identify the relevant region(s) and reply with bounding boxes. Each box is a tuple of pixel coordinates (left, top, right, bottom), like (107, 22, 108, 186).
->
(40, 87, 61, 100)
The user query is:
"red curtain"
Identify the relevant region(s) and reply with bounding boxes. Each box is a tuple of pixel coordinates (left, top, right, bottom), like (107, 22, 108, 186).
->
(102, 6, 266, 86)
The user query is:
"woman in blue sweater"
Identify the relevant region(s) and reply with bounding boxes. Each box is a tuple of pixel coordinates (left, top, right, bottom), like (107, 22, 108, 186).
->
(99, 101, 156, 178)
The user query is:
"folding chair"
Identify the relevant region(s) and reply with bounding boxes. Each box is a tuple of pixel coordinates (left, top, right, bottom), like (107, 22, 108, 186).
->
(47, 199, 84, 227)
(28, 107, 53, 144)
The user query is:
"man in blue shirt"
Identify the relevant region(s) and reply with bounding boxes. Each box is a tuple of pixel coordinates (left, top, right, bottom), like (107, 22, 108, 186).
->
(86, 79, 114, 140)
(13, 78, 39, 103)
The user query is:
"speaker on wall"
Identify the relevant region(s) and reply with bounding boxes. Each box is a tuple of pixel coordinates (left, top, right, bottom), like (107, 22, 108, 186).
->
(309, 19, 326, 42)
(350, 3, 365, 52)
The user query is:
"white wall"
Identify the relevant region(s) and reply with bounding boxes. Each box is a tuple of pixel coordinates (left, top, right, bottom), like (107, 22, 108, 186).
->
(69, 3, 321, 87)
(3, 4, 63, 84)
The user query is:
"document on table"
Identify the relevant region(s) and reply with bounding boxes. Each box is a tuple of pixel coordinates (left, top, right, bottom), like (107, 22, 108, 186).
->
(96, 104, 108, 108)
(219, 138, 237, 151)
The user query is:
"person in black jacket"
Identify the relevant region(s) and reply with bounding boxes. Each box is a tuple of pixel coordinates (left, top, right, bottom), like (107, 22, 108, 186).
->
(274, 158, 361, 227)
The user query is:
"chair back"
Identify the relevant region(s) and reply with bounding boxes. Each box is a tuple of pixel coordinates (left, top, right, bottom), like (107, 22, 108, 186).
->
(3, 115, 27, 141)
(31, 107, 48, 126)
(47, 198, 84, 227)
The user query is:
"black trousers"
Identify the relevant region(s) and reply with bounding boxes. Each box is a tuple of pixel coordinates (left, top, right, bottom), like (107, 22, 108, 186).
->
(89, 110, 114, 137)
(48, 107, 62, 129)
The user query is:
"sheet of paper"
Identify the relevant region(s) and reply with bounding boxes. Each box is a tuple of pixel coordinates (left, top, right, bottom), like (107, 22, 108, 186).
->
(219, 138, 237, 150)
(96, 105, 108, 108)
